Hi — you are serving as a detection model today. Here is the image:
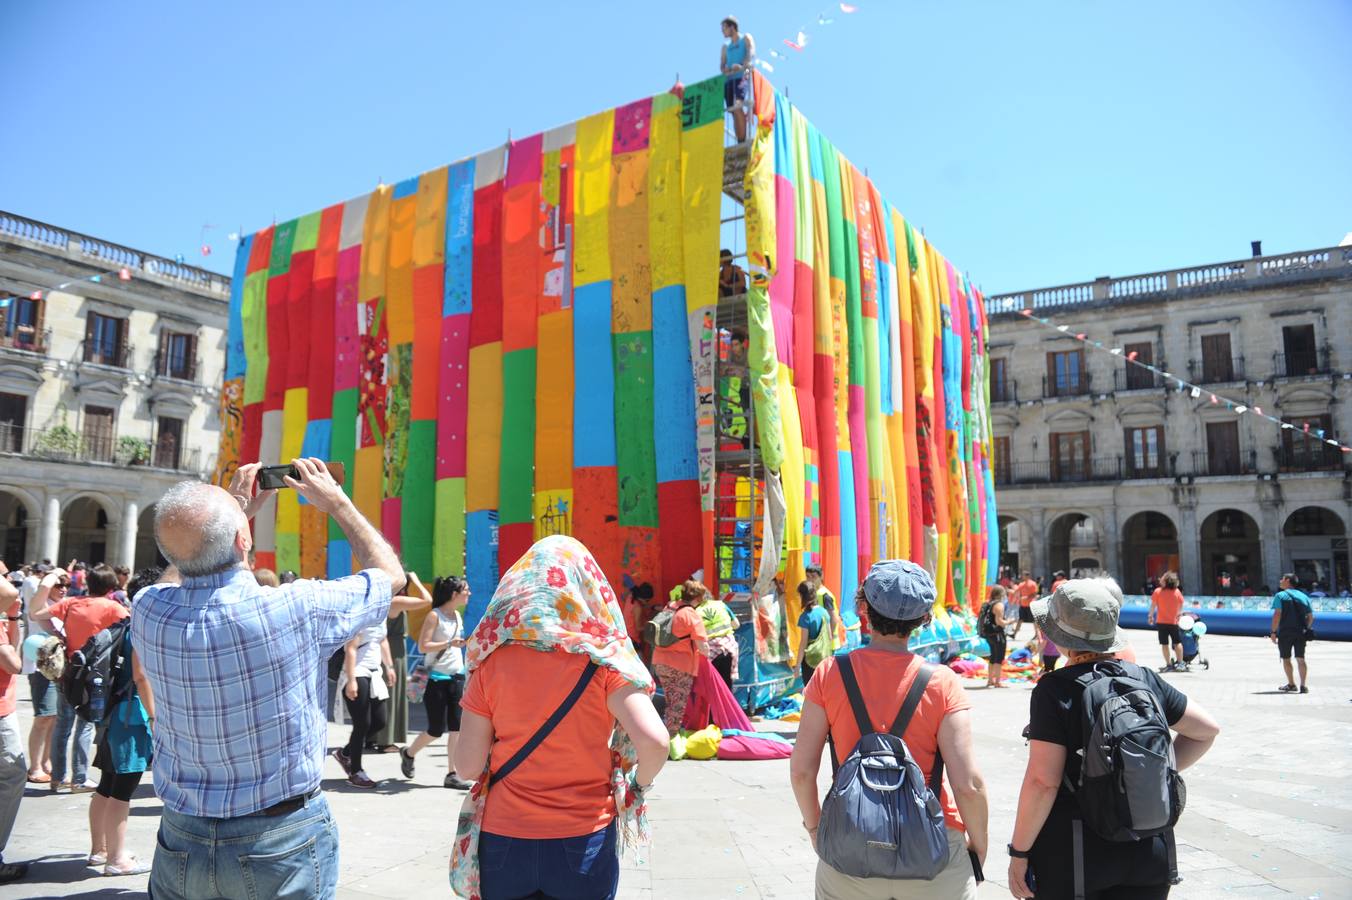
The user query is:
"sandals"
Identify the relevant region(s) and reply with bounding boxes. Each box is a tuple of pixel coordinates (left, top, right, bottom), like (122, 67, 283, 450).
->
(1278, 683, 1298, 693)
(104, 858, 152, 876)
(26, 772, 50, 784)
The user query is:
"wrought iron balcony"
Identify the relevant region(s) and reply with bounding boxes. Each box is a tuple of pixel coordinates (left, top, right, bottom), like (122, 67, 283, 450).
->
(153, 349, 199, 382)
(0, 327, 50, 355)
(81, 339, 133, 369)
(1187, 355, 1245, 385)
(1272, 348, 1332, 379)
(1042, 372, 1092, 399)
(1275, 443, 1346, 473)
(1114, 367, 1164, 392)
(1188, 449, 1257, 477)
(990, 379, 1018, 404)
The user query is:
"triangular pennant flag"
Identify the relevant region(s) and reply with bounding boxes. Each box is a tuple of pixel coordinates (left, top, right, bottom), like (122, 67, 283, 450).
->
(1110, 348, 1123, 355)
(1057, 325, 1070, 332)
(28, 291, 41, 300)
(1281, 422, 1294, 429)
(1020, 308, 1033, 317)
(1075, 333, 1086, 340)
(1210, 394, 1219, 404)
(1253, 406, 1262, 416)
(1235, 405, 1247, 414)
(1126, 350, 1138, 361)
(118, 268, 132, 281)
(90, 275, 101, 283)
(1326, 439, 1340, 447)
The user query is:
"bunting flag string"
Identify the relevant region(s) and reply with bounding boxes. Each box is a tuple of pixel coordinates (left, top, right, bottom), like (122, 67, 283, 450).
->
(0, 265, 135, 311)
(1017, 308, 1352, 455)
(757, 3, 861, 75)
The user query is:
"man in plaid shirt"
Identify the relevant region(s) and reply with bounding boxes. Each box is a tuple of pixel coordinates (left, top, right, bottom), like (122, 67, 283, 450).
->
(133, 458, 406, 898)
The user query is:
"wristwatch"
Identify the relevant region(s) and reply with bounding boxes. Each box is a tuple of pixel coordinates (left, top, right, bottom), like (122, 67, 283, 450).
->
(1007, 844, 1031, 859)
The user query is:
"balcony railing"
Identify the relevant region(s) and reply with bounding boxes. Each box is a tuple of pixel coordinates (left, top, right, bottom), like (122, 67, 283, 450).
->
(990, 379, 1018, 404)
(1188, 355, 1245, 384)
(1275, 443, 1346, 473)
(1124, 456, 1175, 480)
(0, 424, 201, 472)
(0, 327, 50, 355)
(153, 349, 199, 382)
(81, 339, 133, 369)
(1042, 372, 1092, 399)
(1189, 449, 1257, 477)
(1115, 367, 1164, 392)
(1273, 348, 1331, 379)
(985, 245, 1352, 316)
(995, 457, 1123, 485)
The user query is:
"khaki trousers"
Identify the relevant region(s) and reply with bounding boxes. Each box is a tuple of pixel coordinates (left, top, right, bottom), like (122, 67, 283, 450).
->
(815, 828, 978, 900)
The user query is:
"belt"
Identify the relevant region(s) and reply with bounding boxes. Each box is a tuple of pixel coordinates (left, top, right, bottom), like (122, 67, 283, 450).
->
(259, 787, 320, 817)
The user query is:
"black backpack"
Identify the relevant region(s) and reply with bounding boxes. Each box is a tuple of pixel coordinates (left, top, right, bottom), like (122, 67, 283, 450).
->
(978, 600, 1000, 638)
(1061, 661, 1185, 897)
(61, 619, 132, 725)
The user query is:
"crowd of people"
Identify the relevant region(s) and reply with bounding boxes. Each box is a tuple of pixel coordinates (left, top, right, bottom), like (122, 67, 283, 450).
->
(0, 448, 1324, 898)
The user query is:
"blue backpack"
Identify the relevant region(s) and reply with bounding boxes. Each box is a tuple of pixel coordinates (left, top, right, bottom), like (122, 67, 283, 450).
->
(816, 655, 949, 880)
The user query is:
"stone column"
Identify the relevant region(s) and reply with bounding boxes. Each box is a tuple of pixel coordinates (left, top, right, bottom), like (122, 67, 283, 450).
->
(119, 499, 139, 568)
(1101, 510, 1121, 582)
(39, 495, 60, 563)
(1031, 508, 1048, 579)
(1258, 492, 1283, 591)
(1178, 501, 1201, 595)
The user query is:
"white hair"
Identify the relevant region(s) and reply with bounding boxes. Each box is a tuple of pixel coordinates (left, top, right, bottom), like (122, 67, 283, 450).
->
(154, 481, 242, 576)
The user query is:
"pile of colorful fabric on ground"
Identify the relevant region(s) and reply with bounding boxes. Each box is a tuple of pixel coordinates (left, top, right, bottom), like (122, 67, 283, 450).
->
(946, 644, 1043, 683)
(669, 657, 793, 761)
(216, 73, 996, 631)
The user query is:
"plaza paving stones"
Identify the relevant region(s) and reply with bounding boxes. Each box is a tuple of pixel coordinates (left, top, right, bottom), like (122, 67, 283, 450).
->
(3, 630, 1347, 898)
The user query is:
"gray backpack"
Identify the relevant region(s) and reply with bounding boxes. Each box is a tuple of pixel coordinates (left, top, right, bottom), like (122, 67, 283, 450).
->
(1061, 661, 1185, 898)
(816, 656, 949, 880)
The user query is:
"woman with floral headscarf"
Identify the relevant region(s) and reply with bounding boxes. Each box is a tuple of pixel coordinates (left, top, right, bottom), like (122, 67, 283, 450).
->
(450, 536, 670, 900)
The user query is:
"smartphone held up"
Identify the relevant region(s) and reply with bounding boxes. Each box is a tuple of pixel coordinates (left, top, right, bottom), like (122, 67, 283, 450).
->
(257, 461, 347, 491)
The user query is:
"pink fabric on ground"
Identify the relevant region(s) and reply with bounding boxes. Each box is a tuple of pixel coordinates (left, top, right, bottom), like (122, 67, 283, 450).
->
(681, 655, 754, 732)
(717, 734, 792, 761)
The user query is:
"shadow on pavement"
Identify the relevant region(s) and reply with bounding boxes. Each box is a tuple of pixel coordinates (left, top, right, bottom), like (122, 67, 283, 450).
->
(8, 853, 146, 898)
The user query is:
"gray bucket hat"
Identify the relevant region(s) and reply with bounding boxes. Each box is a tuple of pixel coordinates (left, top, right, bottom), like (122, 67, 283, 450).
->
(1031, 579, 1130, 654)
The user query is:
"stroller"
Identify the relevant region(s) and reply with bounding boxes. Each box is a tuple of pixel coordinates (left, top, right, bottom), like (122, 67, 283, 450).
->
(1178, 613, 1210, 670)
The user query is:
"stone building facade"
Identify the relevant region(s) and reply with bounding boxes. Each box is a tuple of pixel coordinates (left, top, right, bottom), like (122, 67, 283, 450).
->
(986, 242, 1351, 595)
(0, 211, 230, 569)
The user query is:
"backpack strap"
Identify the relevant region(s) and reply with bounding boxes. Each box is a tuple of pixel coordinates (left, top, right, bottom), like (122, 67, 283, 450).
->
(489, 660, 598, 787)
(835, 654, 875, 740)
(887, 663, 945, 795)
(1072, 816, 1086, 900)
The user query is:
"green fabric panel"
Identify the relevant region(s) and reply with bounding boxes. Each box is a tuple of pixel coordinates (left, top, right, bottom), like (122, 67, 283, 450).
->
(613, 331, 658, 527)
(241, 270, 270, 406)
(681, 76, 724, 130)
(401, 419, 437, 576)
(269, 218, 297, 274)
(292, 211, 322, 253)
(433, 477, 467, 576)
(818, 135, 845, 283)
(328, 388, 358, 542)
(499, 348, 537, 525)
(905, 220, 919, 274)
(840, 164, 864, 389)
(384, 344, 412, 497)
(275, 533, 300, 574)
(746, 283, 785, 471)
(652, 90, 680, 117)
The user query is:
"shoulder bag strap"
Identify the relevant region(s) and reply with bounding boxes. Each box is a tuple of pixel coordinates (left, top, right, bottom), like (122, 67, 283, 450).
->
(835, 654, 874, 739)
(888, 663, 944, 794)
(489, 660, 598, 787)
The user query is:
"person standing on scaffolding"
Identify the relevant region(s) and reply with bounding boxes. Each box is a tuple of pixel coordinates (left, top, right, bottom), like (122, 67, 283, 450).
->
(720, 16, 755, 143)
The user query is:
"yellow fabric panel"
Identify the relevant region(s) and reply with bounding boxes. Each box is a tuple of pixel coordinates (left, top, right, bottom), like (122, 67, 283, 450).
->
(276, 387, 308, 534)
(386, 190, 417, 346)
(541, 150, 562, 207)
(299, 505, 327, 579)
(353, 444, 383, 527)
(413, 167, 448, 268)
(777, 365, 805, 555)
(360, 185, 391, 304)
(465, 341, 503, 512)
(573, 109, 614, 288)
(744, 114, 776, 282)
(610, 149, 651, 332)
(647, 95, 683, 292)
(680, 122, 723, 317)
(886, 412, 910, 557)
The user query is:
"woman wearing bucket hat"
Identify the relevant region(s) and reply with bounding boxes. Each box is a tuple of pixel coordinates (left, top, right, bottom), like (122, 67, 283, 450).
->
(790, 559, 989, 899)
(1006, 579, 1220, 899)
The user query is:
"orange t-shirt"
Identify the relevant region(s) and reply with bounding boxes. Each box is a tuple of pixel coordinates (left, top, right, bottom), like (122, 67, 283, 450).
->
(1151, 588, 1184, 625)
(1015, 579, 1039, 607)
(47, 596, 129, 655)
(804, 648, 971, 833)
(0, 620, 17, 717)
(650, 605, 707, 675)
(460, 645, 629, 839)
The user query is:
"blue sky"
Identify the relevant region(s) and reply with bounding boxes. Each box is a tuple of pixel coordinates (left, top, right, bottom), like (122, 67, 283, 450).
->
(3, 1, 1349, 294)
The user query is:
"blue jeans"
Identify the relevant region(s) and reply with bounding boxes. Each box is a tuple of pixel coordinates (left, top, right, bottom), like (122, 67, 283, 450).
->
(480, 821, 619, 900)
(150, 792, 339, 900)
(52, 694, 94, 785)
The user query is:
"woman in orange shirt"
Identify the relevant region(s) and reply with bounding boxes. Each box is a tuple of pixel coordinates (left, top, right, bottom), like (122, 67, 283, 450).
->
(1148, 571, 1187, 672)
(789, 560, 989, 898)
(651, 580, 711, 736)
(450, 536, 669, 900)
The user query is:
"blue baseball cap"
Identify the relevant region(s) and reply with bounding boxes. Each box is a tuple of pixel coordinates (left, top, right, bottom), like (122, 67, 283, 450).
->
(861, 559, 936, 620)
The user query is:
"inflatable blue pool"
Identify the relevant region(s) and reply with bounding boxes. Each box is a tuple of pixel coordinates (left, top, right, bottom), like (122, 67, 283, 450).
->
(1119, 595, 1352, 641)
